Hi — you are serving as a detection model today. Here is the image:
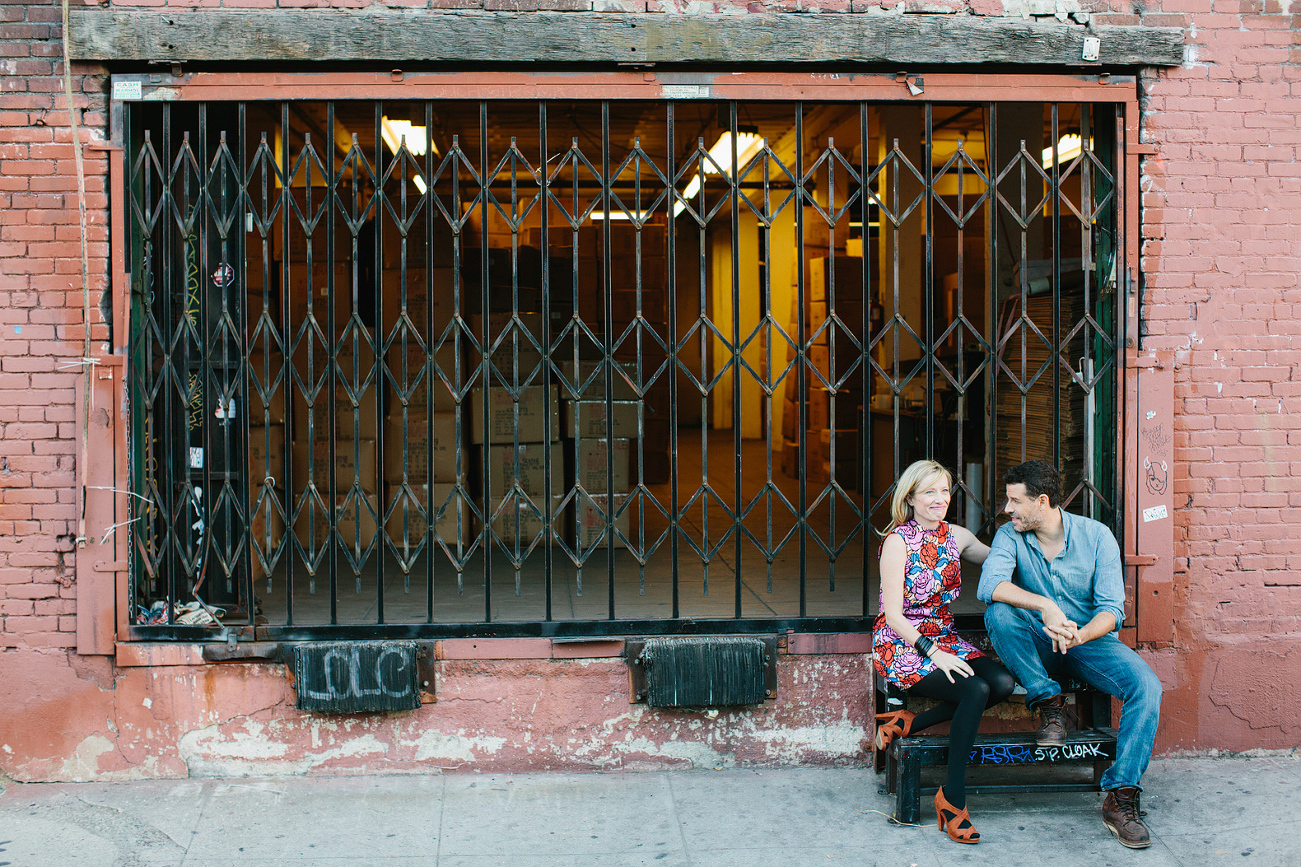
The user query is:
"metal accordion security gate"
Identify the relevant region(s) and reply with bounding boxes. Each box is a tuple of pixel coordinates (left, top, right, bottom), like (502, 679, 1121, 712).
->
(121, 79, 1126, 640)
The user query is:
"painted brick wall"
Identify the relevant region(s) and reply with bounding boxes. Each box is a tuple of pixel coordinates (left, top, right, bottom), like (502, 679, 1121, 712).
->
(0, 1, 108, 657)
(1, 0, 1299, 780)
(1124, 0, 1301, 751)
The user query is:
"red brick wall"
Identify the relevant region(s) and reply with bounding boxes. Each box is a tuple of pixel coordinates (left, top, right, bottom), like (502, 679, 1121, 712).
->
(1122, 0, 1301, 752)
(1, 0, 1298, 780)
(0, 1, 108, 655)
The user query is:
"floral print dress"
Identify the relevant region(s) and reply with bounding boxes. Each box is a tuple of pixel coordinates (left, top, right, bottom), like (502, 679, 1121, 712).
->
(873, 519, 983, 690)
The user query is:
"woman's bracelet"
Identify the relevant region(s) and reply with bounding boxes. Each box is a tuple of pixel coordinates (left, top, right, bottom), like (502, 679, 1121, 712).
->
(913, 635, 936, 658)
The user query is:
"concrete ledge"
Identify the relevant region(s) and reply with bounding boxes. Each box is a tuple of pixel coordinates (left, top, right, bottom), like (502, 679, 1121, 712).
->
(786, 633, 872, 655)
(116, 642, 206, 667)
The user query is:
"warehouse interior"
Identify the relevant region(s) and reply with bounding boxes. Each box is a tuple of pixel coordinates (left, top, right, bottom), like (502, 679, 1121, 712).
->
(128, 97, 1106, 627)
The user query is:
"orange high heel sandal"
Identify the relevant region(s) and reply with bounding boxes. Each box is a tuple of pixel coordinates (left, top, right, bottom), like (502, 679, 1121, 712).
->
(934, 787, 980, 844)
(873, 709, 916, 751)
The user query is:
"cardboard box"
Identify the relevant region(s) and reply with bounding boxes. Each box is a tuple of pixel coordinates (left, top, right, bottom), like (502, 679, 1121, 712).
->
(470, 385, 561, 444)
(484, 442, 564, 501)
(292, 438, 378, 494)
(384, 342, 462, 413)
(294, 384, 380, 442)
(248, 425, 286, 488)
(781, 438, 800, 479)
(563, 399, 639, 439)
(817, 429, 859, 463)
(291, 326, 378, 381)
(380, 266, 460, 335)
(484, 494, 564, 546)
(294, 492, 380, 549)
(570, 493, 629, 550)
(468, 312, 546, 375)
(384, 412, 464, 484)
(247, 351, 288, 424)
(557, 360, 639, 401)
(571, 438, 630, 494)
(384, 483, 471, 547)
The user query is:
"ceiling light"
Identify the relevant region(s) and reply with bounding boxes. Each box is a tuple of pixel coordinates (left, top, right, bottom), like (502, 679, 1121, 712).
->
(674, 131, 765, 217)
(1042, 134, 1083, 169)
(381, 116, 437, 158)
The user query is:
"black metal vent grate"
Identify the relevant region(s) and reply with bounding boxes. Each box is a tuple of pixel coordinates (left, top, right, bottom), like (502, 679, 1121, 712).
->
(638, 636, 769, 707)
(293, 640, 421, 713)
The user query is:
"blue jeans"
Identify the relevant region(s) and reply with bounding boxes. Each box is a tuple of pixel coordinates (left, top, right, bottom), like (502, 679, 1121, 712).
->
(984, 602, 1163, 791)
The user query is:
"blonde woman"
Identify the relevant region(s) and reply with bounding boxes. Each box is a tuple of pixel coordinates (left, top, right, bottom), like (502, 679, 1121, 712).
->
(872, 460, 1014, 844)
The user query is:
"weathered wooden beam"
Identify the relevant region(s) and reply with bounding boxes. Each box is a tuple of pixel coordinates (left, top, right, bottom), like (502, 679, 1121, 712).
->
(68, 10, 1184, 68)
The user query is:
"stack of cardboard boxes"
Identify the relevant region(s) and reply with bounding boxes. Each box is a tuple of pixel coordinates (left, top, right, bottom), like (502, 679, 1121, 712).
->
(291, 335, 381, 551)
(383, 267, 472, 550)
(560, 360, 638, 550)
(781, 256, 865, 487)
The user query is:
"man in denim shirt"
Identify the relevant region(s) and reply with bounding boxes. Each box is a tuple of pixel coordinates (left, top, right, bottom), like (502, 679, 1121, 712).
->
(978, 460, 1163, 850)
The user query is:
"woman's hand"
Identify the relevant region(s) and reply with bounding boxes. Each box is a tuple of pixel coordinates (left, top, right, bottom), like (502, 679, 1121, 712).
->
(928, 648, 974, 683)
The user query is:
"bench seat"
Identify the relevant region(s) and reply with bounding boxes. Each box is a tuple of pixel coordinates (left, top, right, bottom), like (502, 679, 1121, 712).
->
(872, 648, 1119, 824)
(884, 728, 1119, 824)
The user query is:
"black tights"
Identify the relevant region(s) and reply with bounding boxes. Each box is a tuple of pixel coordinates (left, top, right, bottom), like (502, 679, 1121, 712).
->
(907, 657, 1017, 810)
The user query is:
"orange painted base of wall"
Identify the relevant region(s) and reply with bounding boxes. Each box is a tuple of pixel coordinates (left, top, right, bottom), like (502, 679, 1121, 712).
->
(3, 642, 1297, 783)
(1, 645, 876, 782)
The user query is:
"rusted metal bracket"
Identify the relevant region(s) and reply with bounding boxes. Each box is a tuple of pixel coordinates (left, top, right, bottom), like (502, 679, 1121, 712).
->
(202, 641, 285, 663)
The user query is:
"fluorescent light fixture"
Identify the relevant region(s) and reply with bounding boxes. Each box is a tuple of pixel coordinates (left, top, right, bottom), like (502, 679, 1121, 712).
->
(381, 117, 435, 193)
(381, 117, 431, 157)
(590, 211, 633, 221)
(1042, 133, 1083, 169)
(674, 131, 765, 217)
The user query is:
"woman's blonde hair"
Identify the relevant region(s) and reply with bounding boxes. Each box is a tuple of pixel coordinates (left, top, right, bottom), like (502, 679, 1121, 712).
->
(880, 459, 953, 536)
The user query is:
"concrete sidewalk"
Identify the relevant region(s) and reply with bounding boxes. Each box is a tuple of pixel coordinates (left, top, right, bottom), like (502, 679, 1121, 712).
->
(1, 755, 1296, 866)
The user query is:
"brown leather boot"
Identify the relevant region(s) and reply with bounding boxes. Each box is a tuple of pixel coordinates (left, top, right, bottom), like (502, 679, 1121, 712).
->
(1103, 787, 1152, 849)
(1035, 694, 1067, 746)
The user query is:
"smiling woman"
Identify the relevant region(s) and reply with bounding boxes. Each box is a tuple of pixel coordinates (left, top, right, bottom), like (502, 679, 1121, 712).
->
(115, 78, 1125, 641)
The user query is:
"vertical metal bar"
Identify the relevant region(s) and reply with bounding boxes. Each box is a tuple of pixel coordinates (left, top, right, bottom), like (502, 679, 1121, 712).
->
(795, 103, 807, 619)
(197, 103, 213, 609)
(238, 102, 253, 630)
(373, 101, 386, 622)
(424, 99, 436, 623)
(761, 138, 774, 596)
(1050, 103, 1062, 482)
(889, 132, 901, 495)
(601, 100, 616, 620)
(729, 101, 743, 619)
(923, 103, 935, 458)
(539, 100, 553, 623)
(1115, 105, 1130, 545)
(859, 101, 871, 618)
(451, 129, 467, 597)
(696, 131, 710, 599)
(325, 100, 339, 622)
(985, 102, 999, 522)
(478, 100, 492, 623)
(666, 102, 680, 621)
(826, 131, 837, 594)
(280, 100, 295, 625)
(160, 101, 176, 620)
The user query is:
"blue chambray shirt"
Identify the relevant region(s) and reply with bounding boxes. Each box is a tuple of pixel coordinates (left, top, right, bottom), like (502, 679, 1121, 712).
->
(977, 509, 1127, 633)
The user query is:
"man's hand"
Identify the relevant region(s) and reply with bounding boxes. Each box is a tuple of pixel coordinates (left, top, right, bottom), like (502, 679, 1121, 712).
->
(1038, 600, 1074, 633)
(1043, 621, 1082, 654)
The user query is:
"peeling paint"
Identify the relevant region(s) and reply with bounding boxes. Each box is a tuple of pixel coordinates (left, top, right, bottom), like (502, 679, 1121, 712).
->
(61, 735, 117, 783)
(410, 731, 507, 763)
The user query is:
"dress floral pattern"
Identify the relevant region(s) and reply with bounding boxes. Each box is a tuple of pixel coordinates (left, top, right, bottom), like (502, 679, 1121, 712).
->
(873, 519, 983, 690)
